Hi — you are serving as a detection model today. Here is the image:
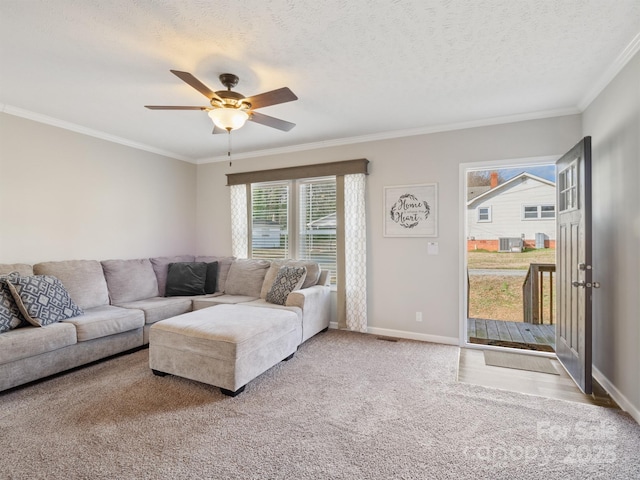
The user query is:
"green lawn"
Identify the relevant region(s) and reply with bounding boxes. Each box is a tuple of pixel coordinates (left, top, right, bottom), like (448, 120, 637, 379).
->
(468, 249, 556, 324)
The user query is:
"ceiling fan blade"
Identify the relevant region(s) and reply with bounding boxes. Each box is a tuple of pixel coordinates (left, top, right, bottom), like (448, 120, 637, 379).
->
(249, 111, 296, 131)
(145, 105, 208, 110)
(212, 125, 227, 134)
(170, 70, 221, 101)
(245, 87, 298, 110)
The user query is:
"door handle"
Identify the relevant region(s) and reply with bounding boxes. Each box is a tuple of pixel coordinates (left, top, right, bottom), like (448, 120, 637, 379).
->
(575, 263, 600, 288)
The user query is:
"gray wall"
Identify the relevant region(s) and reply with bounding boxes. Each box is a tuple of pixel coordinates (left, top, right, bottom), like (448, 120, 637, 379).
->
(583, 51, 640, 419)
(0, 113, 198, 263)
(197, 115, 581, 342)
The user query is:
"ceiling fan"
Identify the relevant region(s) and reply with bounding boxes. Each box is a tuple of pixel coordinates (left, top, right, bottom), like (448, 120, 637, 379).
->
(145, 70, 298, 133)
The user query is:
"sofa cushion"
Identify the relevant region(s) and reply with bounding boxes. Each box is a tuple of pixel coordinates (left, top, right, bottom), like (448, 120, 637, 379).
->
(116, 297, 192, 325)
(7, 275, 84, 327)
(165, 262, 207, 297)
(241, 299, 303, 322)
(266, 266, 307, 305)
(0, 322, 77, 365)
(101, 259, 159, 304)
(61, 305, 145, 342)
(34, 260, 110, 309)
(259, 260, 285, 300)
(0, 263, 33, 276)
(224, 259, 270, 297)
(0, 273, 29, 333)
(192, 294, 259, 311)
(196, 256, 235, 293)
(150, 255, 196, 296)
(260, 260, 321, 298)
(293, 261, 321, 289)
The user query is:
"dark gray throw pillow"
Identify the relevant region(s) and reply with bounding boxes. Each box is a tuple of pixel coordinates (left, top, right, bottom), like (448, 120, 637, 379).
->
(165, 262, 207, 297)
(204, 261, 218, 294)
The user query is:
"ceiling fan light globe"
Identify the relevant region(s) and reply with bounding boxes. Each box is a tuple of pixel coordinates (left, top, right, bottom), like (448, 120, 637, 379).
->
(208, 108, 249, 131)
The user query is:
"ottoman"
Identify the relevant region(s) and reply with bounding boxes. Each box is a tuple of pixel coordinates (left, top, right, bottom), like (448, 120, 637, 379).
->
(149, 304, 302, 396)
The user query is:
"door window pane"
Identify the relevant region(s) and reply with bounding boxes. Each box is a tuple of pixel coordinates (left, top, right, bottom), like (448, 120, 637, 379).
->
(559, 162, 578, 212)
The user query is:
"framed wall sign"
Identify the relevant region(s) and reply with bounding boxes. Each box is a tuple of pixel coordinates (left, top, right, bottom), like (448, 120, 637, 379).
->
(383, 183, 438, 237)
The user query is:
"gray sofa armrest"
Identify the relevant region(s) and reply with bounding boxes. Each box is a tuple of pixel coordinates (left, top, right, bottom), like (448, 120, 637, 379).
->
(286, 285, 330, 342)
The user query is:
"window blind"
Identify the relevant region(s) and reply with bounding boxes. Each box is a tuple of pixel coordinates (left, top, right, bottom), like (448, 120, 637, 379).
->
(299, 177, 337, 284)
(251, 181, 290, 260)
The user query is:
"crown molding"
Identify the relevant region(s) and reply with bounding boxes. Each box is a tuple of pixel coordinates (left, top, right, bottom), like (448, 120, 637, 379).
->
(0, 104, 193, 163)
(196, 107, 581, 164)
(3, 31, 638, 165)
(579, 31, 640, 111)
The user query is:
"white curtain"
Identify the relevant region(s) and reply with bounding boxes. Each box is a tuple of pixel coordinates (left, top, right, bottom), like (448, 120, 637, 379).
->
(230, 184, 248, 258)
(343, 173, 367, 332)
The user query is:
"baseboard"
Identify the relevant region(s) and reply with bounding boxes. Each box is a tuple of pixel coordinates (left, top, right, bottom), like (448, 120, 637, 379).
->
(592, 366, 640, 424)
(329, 322, 458, 346)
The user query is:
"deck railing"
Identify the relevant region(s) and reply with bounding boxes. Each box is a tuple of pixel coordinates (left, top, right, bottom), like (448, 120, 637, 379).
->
(523, 263, 556, 325)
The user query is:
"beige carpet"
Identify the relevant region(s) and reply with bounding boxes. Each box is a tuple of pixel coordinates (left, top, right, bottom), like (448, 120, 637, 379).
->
(2, 330, 639, 480)
(483, 350, 560, 375)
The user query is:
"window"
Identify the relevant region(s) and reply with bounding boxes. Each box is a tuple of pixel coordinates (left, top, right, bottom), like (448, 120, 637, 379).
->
(523, 204, 555, 220)
(298, 178, 337, 280)
(540, 205, 555, 218)
(477, 206, 492, 222)
(558, 162, 578, 212)
(228, 158, 368, 332)
(250, 177, 337, 283)
(251, 182, 290, 260)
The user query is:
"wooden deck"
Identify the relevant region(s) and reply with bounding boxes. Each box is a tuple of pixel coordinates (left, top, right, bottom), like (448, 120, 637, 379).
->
(467, 318, 555, 349)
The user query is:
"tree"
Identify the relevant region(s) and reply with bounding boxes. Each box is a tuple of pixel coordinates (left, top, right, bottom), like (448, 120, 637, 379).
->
(467, 170, 507, 187)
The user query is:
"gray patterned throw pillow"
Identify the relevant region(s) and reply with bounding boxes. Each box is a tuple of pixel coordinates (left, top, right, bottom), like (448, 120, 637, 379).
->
(7, 275, 83, 327)
(0, 273, 29, 333)
(266, 266, 307, 306)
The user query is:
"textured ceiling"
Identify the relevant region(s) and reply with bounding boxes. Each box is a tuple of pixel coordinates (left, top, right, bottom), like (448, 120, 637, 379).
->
(1, 1, 639, 163)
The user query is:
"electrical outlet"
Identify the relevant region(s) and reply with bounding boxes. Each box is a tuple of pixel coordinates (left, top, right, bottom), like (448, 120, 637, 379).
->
(416, 312, 423, 322)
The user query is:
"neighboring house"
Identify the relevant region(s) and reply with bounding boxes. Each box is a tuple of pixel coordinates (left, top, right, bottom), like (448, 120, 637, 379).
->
(306, 212, 336, 233)
(252, 219, 282, 249)
(467, 172, 556, 251)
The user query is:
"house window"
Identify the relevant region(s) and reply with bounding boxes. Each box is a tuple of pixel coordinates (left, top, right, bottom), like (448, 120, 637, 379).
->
(477, 206, 492, 222)
(250, 177, 337, 283)
(523, 204, 555, 220)
(540, 205, 556, 218)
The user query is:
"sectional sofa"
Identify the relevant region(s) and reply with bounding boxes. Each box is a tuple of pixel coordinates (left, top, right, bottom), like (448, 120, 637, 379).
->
(0, 255, 330, 392)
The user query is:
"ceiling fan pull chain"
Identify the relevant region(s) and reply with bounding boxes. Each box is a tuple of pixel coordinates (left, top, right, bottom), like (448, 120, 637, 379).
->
(228, 131, 232, 167)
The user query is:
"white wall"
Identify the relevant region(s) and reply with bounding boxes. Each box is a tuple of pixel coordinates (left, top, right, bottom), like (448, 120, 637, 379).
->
(197, 115, 581, 343)
(583, 51, 640, 421)
(0, 113, 197, 263)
